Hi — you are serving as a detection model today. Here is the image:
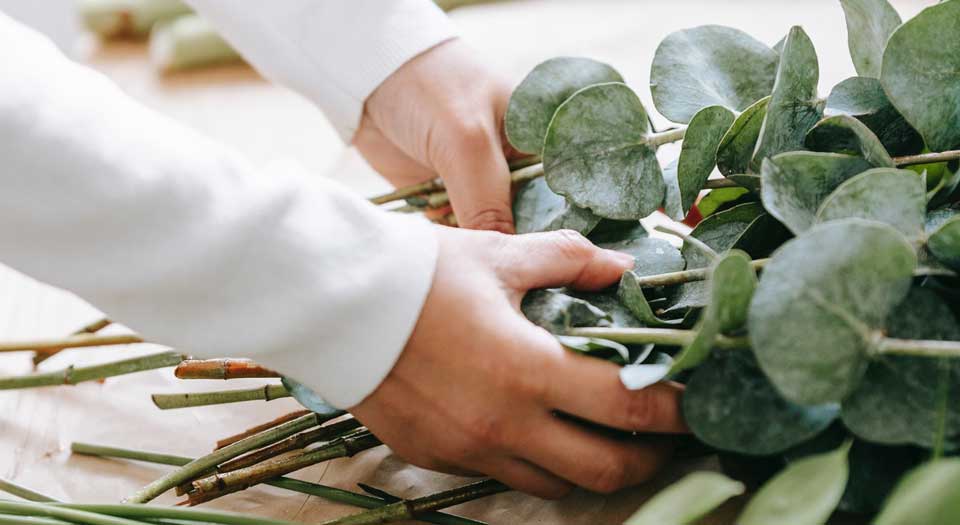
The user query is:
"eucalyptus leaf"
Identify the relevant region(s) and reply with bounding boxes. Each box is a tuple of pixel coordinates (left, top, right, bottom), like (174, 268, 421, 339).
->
(825, 76, 924, 156)
(738, 442, 851, 525)
(619, 352, 674, 391)
(556, 335, 630, 365)
(880, 0, 960, 151)
(668, 106, 736, 219)
(618, 271, 683, 328)
(650, 25, 778, 124)
(927, 165, 960, 209)
(280, 377, 341, 416)
(683, 350, 839, 456)
(928, 215, 960, 271)
(815, 168, 926, 239)
(874, 459, 960, 525)
(760, 152, 873, 234)
(804, 115, 895, 167)
(598, 236, 684, 277)
(840, 0, 902, 78)
(587, 219, 646, 244)
(696, 187, 753, 217)
(841, 288, 960, 452)
(513, 177, 601, 235)
(717, 96, 769, 176)
(543, 82, 665, 220)
(569, 290, 643, 329)
(521, 289, 610, 334)
(623, 471, 744, 525)
(661, 159, 685, 221)
(751, 26, 824, 171)
(748, 219, 917, 405)
(505, 57, 624, 154)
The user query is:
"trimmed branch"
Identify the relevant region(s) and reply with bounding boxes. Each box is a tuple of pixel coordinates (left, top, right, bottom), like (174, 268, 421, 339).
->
(125, 411, 342, 503)
(0, 479, 58, 503)
(654, 225, 718, 259)
(151, 384, 290, 410)
(33, 318, 112, 366)
(632, 259, 769, 287)
(188, 432, 382, 505)
(0, 334, 142, 354)
(215, 410, 312, 450)
(323, 480, 508, 525)
(0, 352, 183, 390)
(217, 418, 363, 474)
(174, 359, 279, 380)
(567, 327, 750, 350)
(893, 149, 960, 167)
(70, 443, 482, 525)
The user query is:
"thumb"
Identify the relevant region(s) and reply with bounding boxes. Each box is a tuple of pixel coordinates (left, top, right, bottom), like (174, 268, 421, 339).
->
(433, 120, 515, 234)
(503, 230, 635, 291)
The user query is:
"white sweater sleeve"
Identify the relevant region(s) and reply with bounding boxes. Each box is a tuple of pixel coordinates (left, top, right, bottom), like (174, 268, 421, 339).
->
(184, 0, 458, 141)
(0, 12, 438, 409)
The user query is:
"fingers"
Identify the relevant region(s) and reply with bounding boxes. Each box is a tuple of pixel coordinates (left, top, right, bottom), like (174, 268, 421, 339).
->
(543, 350, 688, 434)
(502, 230, 635, 291)
(432, 120, 516, 233)
(519, 414, 673, 494)
(478, 457, 574, 500)
(353, 116, 436, 188)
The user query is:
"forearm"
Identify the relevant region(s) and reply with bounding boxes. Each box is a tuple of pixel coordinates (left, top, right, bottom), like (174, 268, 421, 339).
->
(0, 13, 437, 408)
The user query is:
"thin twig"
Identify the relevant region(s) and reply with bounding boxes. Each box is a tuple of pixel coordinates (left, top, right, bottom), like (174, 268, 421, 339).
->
(654, 225, 718, 259)
(566, 327, 750, 350)
(33, 318, 112, 366)
(215, 410, 312, 450)
(893, 149, 960, 167)
(70, 443, 482, 525)
(0, 334, 142, 354)
(0, 479, 58, 502)
(878, 338, 960, 358)
(0, 501, 144, 525)
(322, 480, 508, 525)
(51, 503, 298, 525)
(150, 384, 290, 410)
(188, 432, 382, 505)
(217, 418, 363, 473)
(174, 359, 280, 380)
(0, 352, 183, 390)
(631, 259, 770, 287)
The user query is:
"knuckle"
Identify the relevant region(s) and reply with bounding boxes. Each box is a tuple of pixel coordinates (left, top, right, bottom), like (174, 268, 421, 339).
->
(588, 456, 629, 494)
(624, 390, 656, 430)
(452, 118, 495, 146)
(463, 207, 514, 233)
(463, 413, 507, 449)
(552, 229, 595, 260)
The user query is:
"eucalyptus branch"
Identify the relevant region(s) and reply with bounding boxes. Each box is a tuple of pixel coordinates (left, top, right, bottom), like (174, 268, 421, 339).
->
(33, 319, 112, 366)
(150, 384, 290, 410)
(71, 443, 482, 525)
(322, 480, 508, 525)
(174, 359, 280, 380)
(188, 432, 383, 505)
(125, 411, 342, 503)
(0, 500, 145, 525)
(0, 334, 143, 354)
(654, 225, 718, 259)
(647, 126, 687, 147)
(567, 327, 750, 349)
(634, 259, 770, 287)
(215, 410, 312, 450)
(50, 503, 299, 525)
(0, 479, 58, 503)
(877, 338, 960, 358)
(217, 418, 363, 474)
(370, 157, 541, 205)
(893, 149, 960, 167)
(0, 352, 183, 391)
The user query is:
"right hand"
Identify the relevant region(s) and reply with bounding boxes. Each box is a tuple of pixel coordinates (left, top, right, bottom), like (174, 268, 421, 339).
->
(350, 227, 687, 499)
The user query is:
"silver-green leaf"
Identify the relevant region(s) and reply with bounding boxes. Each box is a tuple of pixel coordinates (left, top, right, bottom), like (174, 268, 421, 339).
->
(840, 0, 902, 78)
(624, 472, 744, 525)
(717, 96, 769, 176)
(928, 215, 960, 271)
(804, 114, 894, 167)
(875, 459, 960, 525)
(513, 177, 601, 235)
(667, 105, 736, 219)
(815, 168, 926, 239)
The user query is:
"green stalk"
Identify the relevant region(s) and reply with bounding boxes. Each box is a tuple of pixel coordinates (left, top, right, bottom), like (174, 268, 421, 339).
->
(71, 443, 483, 525)
(0, 352, 183, 391)
(566, 327, 750, 350)
(893, 149, 960, 167)
(0, 501, 146, 525)
(878, 338, 960, 358)
(52, 505, 299, 525)
(631, 259, 769, 288)
(646, 126, 687, 147)
(150, 384, 290, 410)
(124, 411, 338, 503)
(217, 418, 363, 473)
(653, 225, 717, 259)
(322, 480, 508, 525)
(0, 515, 68, 525)
(0, 334, 142, 354)
(0, 481, 57, 503)
(33, 319, 112, 366)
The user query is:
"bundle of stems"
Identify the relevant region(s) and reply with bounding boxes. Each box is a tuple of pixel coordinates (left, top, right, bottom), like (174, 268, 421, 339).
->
(216, 410, 312, 449)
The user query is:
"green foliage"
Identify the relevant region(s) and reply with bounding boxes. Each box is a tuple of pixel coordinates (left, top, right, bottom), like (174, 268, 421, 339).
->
(513, 177, 601, 235)
(840, 0, 902, 78)
(928, 215, 960, 271)
(804, 114, 894, 167)
(717, 97, 769, 176)
(825, 76, 923, 155)
(665, 106, 736, 220)
(875, 459, 960, 525)
(623, 472, 744, 525)
(814, 168, 927, 239)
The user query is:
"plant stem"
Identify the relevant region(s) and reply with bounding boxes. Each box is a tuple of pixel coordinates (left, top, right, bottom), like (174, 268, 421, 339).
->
(369, 157, 540, 206)
(654, 225, 717, 259)
(188, 432, 383, 505)
(0, 501, 146, 525)
(566, 327, 750, 350)
(150, 384, 290, 410)
(0, 480, 58, 503)
(124, 411, 341, 503)
(33, 319, 112, 366)
(217, 418, 363, 474)
(0, 514, 67, 525)
(51, 504, 301, 525)
(0, 352, 183, 390)
(647, 127, 687, 147)
(0, 334, 143, 354)
(703, 178, 741, 189)
(322, 480, 508, 525)
(877, 338, 960, 358)
(215, 410, 313, 450)
(173, 359, 279, 380)
(893, 149, 960, 167)
(633, 260, 770, 287)
(70, 443, 482, 525)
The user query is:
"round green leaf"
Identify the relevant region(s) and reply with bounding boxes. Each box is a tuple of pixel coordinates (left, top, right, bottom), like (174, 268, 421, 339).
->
(717, 96, 769, 176)
(875, 459, 960, 525)
(598, 236, 684, 277)
(748, 219, 917, 405)
(738, 442, 851, 525)
(587, 218, 647, 244)
(805, 115, 894, 167)
(666, 106, 736, 219)
(543, 82, 665, 220)
(841, 288, 960, 451)
(505, 57, 624, 154)
(618, 271, 683, 328)
(697, 187, 754, 217)
(825, 76, 924, 156)
(881, 1, 960, 151)
(751, 26, 824, 171)
(683, 350, 839, 456)
(521, 289, 610, 334)
(815, 168, 926, 239)
(840, 0, 902, 78)
(513, 177, 601, 235)
(928, 215, 960, 271)
(624, 472, 745, 525)
(760, 151, 873, 235)
(650, 25, 778, 124)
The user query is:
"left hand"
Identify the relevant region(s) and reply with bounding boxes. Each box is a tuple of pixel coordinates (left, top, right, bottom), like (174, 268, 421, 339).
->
(354, 38, 521, 233)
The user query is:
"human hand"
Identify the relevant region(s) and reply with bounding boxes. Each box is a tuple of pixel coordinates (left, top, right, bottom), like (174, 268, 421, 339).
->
(350, 227, 688, 498)
(354, 39, 520, 233)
